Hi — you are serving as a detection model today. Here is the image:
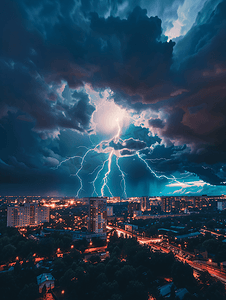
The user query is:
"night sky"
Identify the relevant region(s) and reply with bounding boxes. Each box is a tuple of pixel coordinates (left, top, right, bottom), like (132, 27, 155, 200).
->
(1, 0, 226, 197)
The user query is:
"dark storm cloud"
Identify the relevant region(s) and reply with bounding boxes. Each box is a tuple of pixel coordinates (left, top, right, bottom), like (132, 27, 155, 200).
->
(2, 0, 176, 102)
(120, 149, 135, 156)
(80, 0, 185, 32)
(121, 124, 161, 146)
(0, 110, 95, 195)
(139, 142, 226, 186)
(139, 144, 187, 175)
(1, 0, 226, 194)
(0, 59, 94, 133)
(148, 118, 165, 129)
(88, 7, 175, 103)
(109, 138, 146, 151)
(155, 0, 226, 149)
(132, 0, 226, 186)
(0, 0, 95, 134)
(60, 90, 95, 130)
(0, 0, 176, 131)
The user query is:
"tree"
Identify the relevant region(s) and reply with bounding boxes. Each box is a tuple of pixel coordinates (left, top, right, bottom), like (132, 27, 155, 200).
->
(124, 281, 148, 300)
(2, 244, 16, 262)
(90, 255, 101, 264)
(52, 258, 66, 279)
(198, 271, 213, 288)
(111, 246, 121, 258)
(170, 284, 176, 300)
(92, 237, 106, 247)
(204, 281, 226, 300)
(110, 294, 122, 300)
(202, 239, 218, 255)
(38, 238, 55, 258)
(172, 261, 194, 288)
(42, 284, 47, 295)
(18, 283, 39, 300)
(115, 265, 136, 289)
(60, 268, 76, 291)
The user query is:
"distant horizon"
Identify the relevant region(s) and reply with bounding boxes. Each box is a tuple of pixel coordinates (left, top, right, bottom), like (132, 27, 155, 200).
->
(2, 193, 226, 198)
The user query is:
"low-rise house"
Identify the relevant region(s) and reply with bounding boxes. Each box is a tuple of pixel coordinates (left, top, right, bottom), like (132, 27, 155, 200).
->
(159, 283, 189, 299)
(176, 288, 189, 299)
(37, 273, 55, 293)
(159, 282, 174, 297)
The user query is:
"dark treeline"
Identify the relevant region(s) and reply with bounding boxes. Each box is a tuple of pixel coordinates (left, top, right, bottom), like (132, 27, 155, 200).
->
(0, 225, 226, 300)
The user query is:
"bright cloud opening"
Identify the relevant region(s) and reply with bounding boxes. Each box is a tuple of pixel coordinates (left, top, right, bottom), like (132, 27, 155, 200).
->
(93, 97, 130, 137)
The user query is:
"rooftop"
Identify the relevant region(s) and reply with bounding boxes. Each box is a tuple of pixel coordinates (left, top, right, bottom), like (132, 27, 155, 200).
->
(37, 273, 55, 285)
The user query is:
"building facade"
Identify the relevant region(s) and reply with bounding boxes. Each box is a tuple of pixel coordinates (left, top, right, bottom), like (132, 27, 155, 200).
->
(217, 201, 226, 210)
(161, 197, 172, 213)
(140, 196, 150, 211)
(125, 223, 138, 232)
(128, 201, 141, 217)
(107, 206, 113, 216)
(7, 203, 49, 227)
(37, 273, 55, 293)
(88, 197, 107, 234)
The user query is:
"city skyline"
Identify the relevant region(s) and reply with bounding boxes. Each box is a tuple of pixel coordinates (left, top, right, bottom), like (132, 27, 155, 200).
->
(1, 0, 226, 197)
(2, 192, 226, 299)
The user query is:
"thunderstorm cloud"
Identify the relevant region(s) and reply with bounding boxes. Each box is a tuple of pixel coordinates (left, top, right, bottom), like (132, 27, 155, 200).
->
(1, 0, 226, 196)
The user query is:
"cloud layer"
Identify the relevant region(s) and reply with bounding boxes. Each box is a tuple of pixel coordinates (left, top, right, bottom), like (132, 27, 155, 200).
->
(1, 0, 226, 196)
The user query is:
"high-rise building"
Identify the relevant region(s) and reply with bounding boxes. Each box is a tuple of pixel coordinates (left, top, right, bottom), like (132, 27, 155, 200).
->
(161, 197, 172, 213)
(88, 197, 107, 234)
(217, 200, 226, 210)
(194, 197, 201, 209)
(140, 196, 149, 211)
(128, 201, 141, 217)
(107, 206, 113, 216)
(171, 199, 180, 212)
(109, 197, 121, 202)
(7, 203, 49, 227)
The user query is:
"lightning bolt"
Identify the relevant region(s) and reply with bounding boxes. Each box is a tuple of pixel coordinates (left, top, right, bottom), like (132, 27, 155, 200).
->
(137, 152, 181, 184)
(114, 118, 121, 143)
(146, 157, 170, 163)
(89, 165, 102, 176)
(91, 158, 109, 196)
(99, 118, 124, 197)
(55, 119, 123, 198)
(53, 116, 172, 198)
(54, 117, 182, 198)
(101, 150, 114, 197)
(70, 149, 93, 197)
(53, 155, 82, 170)
(116, 157, 127, 198)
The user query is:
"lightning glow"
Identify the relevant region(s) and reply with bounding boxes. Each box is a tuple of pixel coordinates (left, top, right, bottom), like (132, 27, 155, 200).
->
(54, 106, 189, 197)
(137, 152, 181, 184)
(116, 157, 127, 198)
(101, 150, 114, 197)
(100, 118, 123, 197)
(114, 118, 121, 143)
(91, 158, 109, 196)
(53, 155, 82, 170)
(89, 165, 102, 176)
(55, 117, 124, 197)
(74, 149, 93, 197)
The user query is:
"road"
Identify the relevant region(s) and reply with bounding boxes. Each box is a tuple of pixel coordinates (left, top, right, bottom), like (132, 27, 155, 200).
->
(200, 228, 226, 238)
(107, 225, 226, 285)
(189, 260, 226, 283)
